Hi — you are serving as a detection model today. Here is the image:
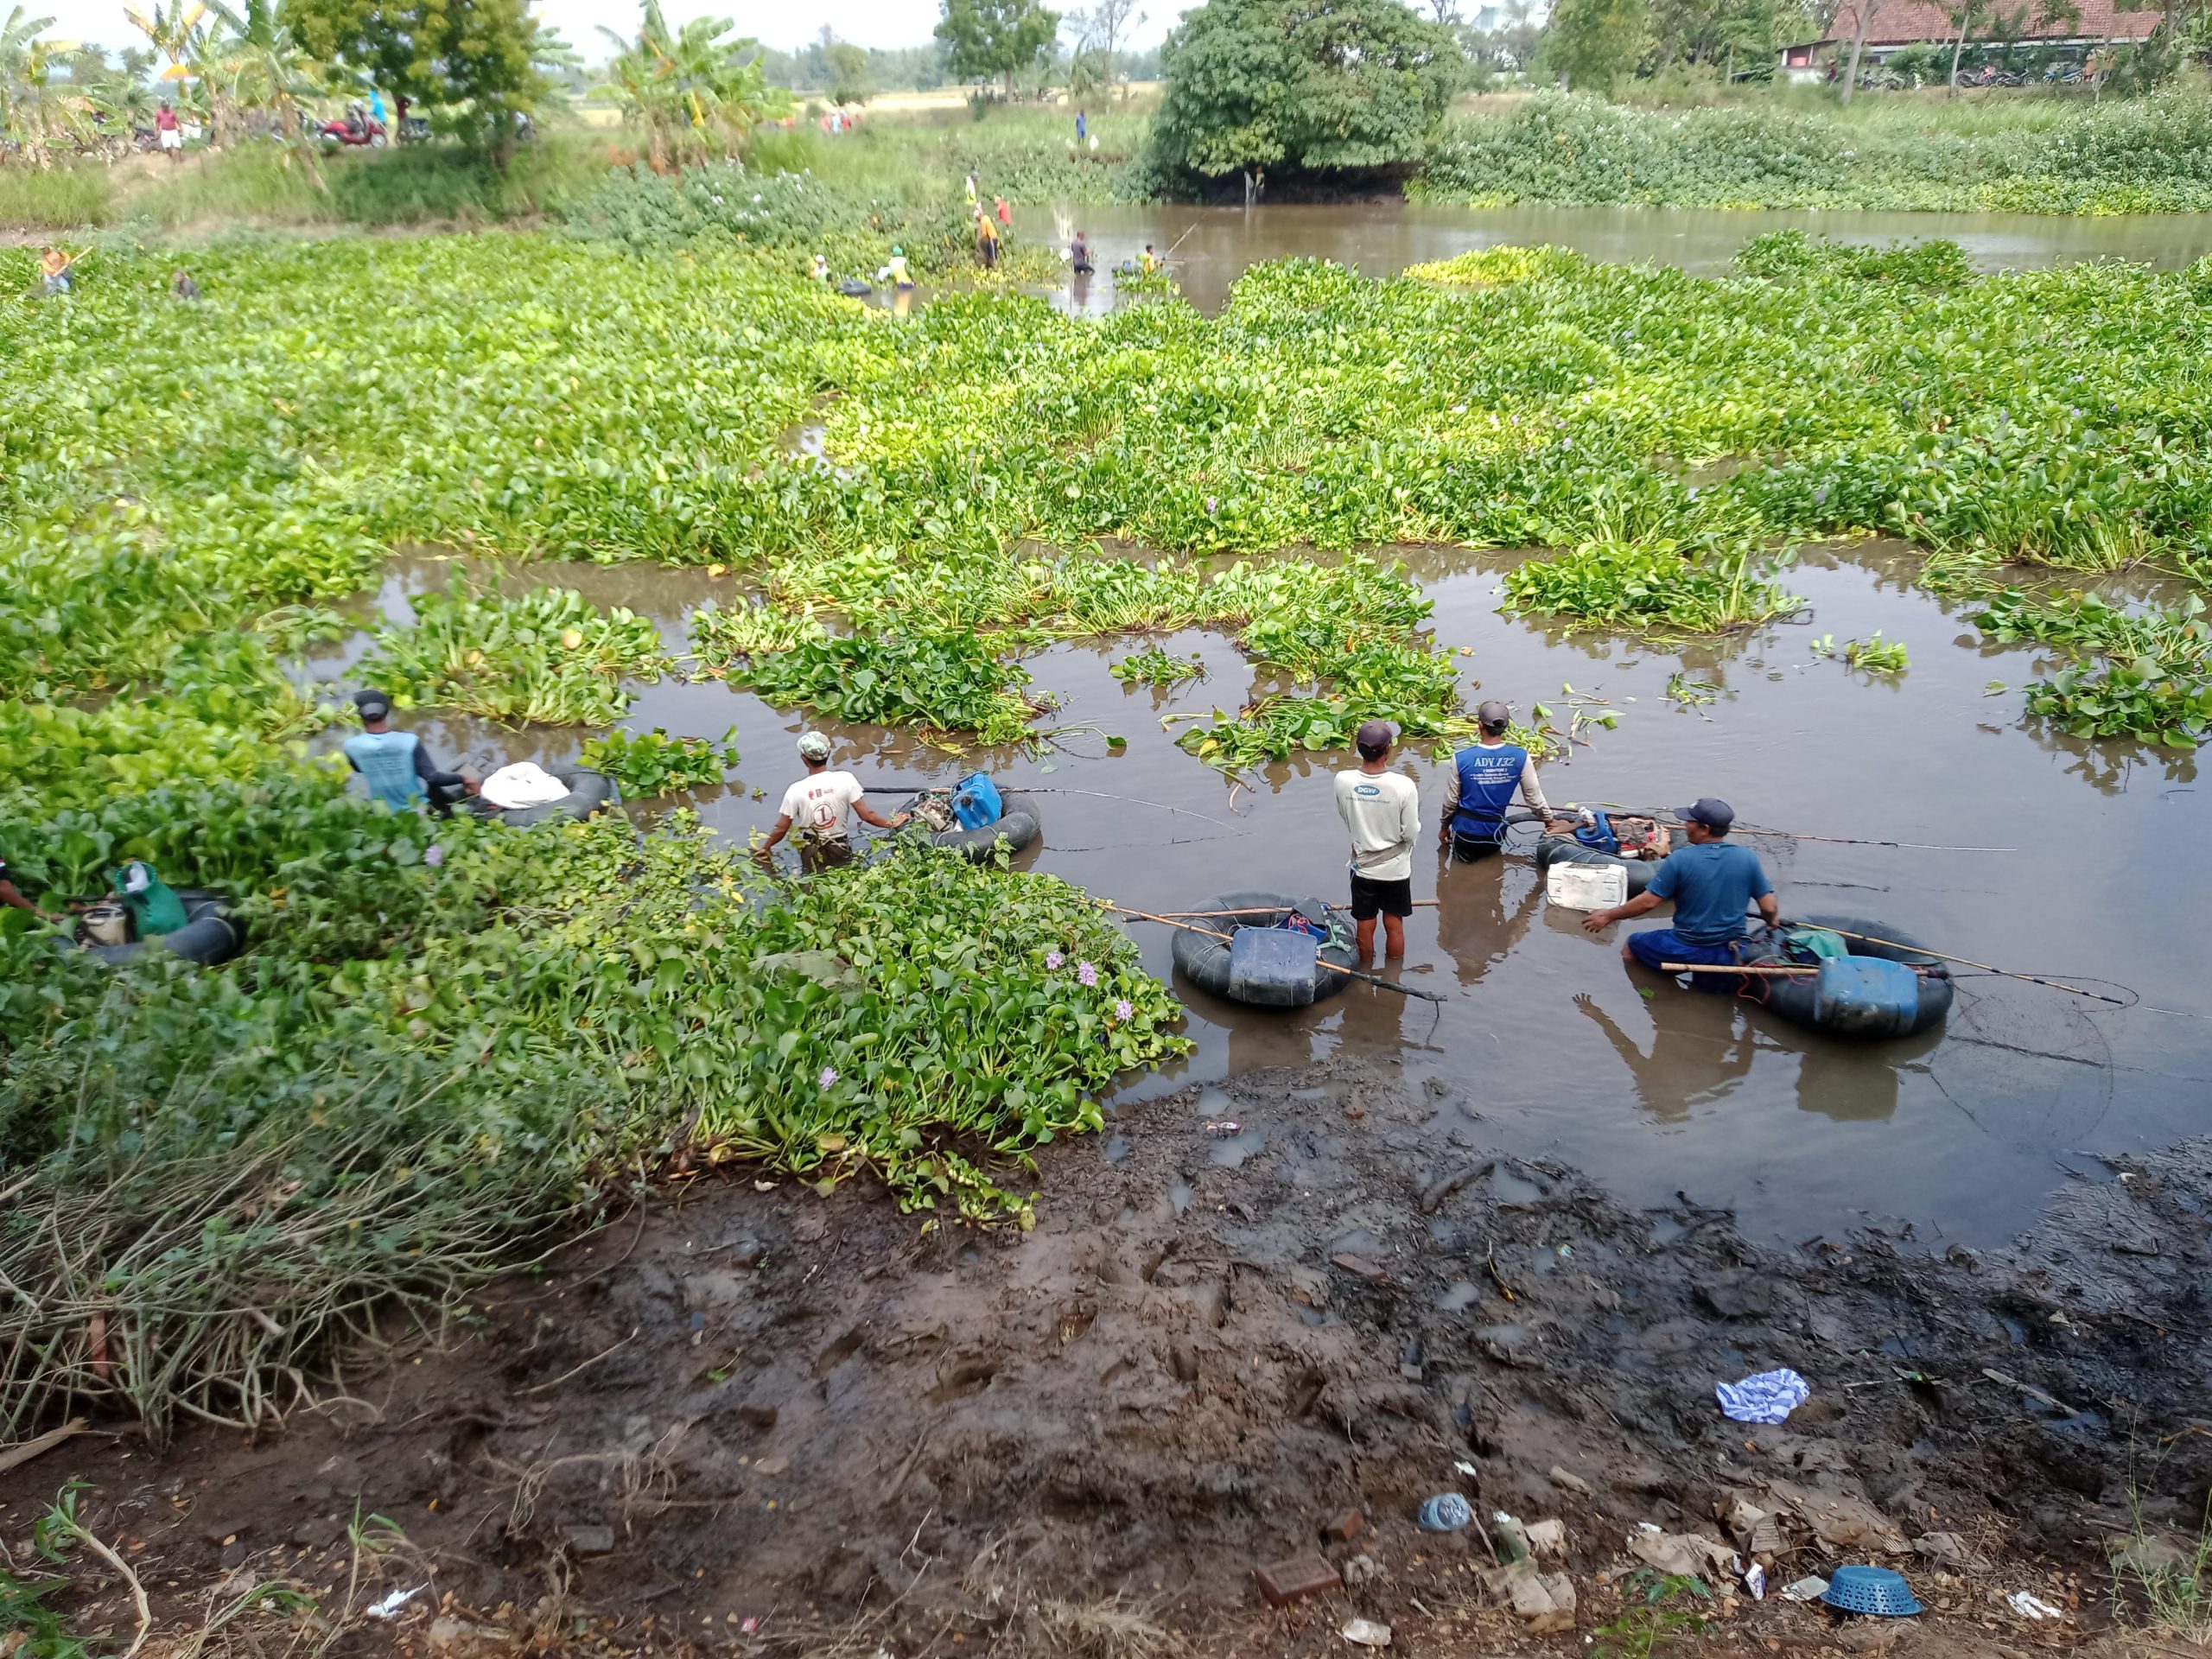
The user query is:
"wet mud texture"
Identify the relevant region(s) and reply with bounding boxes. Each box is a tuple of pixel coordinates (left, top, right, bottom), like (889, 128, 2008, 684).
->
(9, 1058, 2210, 1655)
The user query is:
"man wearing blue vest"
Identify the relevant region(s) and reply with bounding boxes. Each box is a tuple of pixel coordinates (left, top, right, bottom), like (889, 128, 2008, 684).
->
(1583, 798, 1777, 981)
(1438, 700, 1554, 861)
(342, 690, 475, 816)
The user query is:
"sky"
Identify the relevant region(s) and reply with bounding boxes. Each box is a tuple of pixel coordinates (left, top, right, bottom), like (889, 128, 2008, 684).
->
(38, 0, 1191, 57)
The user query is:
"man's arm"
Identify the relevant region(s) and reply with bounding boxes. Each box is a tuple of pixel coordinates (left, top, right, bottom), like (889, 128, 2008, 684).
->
(1754, 890, 1780, 930)
(1518, 755, 1551, 817)
(852, 796, 909, 831)
(1583, 889, 1663, 933)
(0, 874, 41, 915)
(1401, 781, 1421, 849)
(753, 813, 795, 866)
(1438, 765, 1459, 845)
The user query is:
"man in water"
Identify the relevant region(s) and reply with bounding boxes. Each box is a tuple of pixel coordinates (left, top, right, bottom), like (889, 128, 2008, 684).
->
(754, 732, 910, 873)
(885, 245, 913, 290)
(343, 690, 477, 816)
(1071, 231, 1094, 274)
(1334, 719, 1421, 963)
(1438, 699, 1552, 861)
(1139, 244, 1160, 273)
(1583, 798, 1777, 980)
(976, 210, 1000, 270)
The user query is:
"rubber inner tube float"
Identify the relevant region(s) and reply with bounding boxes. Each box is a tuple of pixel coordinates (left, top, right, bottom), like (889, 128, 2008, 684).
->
(73, 890, 243, 968)
(1169, 891, 1357, 1008)
(1535, 834, 1659, 896)
(466, 768, 618, 828)
(1738, 913, 1954, 1039)
(926, 791, 1042, 863)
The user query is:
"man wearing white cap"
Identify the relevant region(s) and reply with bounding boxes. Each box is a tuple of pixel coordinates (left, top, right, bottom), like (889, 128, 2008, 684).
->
(754, 732, 910, 872)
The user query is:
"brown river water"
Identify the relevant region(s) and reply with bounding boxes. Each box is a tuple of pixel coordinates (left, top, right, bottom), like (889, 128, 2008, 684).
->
(308, 541, 2209, 1251)
(904, 199, 2212, 315)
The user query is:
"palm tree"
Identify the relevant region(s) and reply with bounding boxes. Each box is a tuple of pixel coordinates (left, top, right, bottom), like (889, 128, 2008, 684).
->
(203, 0, 324, 185)
(595, 0, 787, 170)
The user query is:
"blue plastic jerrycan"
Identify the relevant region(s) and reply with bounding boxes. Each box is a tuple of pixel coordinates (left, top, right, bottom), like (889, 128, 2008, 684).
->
(1814, 955, 1921, 1037)
(949, 771, 1003, 830)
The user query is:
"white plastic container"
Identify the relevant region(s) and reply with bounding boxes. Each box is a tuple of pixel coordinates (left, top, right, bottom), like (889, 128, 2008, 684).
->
(1546, 861, 1627, 911)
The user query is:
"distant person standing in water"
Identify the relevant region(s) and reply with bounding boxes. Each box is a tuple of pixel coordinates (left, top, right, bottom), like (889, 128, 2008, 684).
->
(976, 210, 1000, 270)
(754, 733, 910, 873)
(1071, 230, 1094, 274)
(41, 247, 77, 296)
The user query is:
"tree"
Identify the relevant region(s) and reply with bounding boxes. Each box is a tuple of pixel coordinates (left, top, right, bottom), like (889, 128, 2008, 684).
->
(594, 0, 785, 169)
(1538, 0, 1649, 88)
(1153, 0, 1465, 181)
(935, 0, 1059, 99)
(1065, 0, 1145, 99)
(824, 39, 870, 103)
(288, 0, 542, 152)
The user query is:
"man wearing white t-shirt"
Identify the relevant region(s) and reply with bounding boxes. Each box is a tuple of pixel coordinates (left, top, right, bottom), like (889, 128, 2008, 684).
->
(1333, 719, 1421, 963)
(753, 733, 909, 872)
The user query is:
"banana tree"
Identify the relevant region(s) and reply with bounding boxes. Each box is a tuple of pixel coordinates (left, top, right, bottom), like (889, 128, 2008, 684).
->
(594, 0, 788, 170)
(203, 0, 324, 185)
(1, 4, 55, 158)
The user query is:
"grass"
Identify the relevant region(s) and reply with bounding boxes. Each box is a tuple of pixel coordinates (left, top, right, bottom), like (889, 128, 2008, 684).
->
(0, 129, 615, 234)
(2114, 1494, 2212, 1644)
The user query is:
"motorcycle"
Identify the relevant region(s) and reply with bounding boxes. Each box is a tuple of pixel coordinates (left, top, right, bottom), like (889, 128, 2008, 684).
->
(313, 114, 388, 149)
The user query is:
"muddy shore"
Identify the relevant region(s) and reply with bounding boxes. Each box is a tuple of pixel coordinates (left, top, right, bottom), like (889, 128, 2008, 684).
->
(6, 1056, 2208, 1656)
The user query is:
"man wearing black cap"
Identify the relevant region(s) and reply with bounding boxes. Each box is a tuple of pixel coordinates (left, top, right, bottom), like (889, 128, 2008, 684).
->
(1584, 798, 1777, 980)
(1335, 719, 1421, 962)
(1440, 699, 1553, 860)
(342, 690, 475, 817)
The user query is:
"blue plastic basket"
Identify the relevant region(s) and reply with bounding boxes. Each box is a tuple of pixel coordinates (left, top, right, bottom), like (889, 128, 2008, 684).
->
(1821, 1567, 1923, 1618)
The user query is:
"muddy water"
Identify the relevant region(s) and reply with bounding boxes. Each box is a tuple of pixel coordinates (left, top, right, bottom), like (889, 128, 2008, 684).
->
(315, 546, 2210, 1249)
(1017, 200, 2212, 315)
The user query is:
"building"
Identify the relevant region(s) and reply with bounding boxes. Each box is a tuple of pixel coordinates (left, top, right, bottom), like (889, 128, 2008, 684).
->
(1777, 0, 2159, 75)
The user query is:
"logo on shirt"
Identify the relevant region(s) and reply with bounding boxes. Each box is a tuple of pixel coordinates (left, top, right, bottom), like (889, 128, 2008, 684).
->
(1354, 783, 1382, 797)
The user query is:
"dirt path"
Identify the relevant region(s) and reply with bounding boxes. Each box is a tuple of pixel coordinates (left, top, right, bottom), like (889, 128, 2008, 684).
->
(5, 1058, 2208, 1656)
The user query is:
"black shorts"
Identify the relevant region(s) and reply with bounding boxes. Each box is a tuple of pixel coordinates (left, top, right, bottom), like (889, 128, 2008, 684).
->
(1450, 832, 1503, 863)
(1349, 872, 1413, 920)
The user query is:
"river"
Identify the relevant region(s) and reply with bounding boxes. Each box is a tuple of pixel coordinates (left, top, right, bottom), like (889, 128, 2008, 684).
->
(312, 537, 2209, 1253)
(1011, 200, 2212, 314)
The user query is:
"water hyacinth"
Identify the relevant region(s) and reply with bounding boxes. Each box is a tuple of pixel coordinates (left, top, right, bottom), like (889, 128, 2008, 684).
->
(1078, 961, 1099, 987)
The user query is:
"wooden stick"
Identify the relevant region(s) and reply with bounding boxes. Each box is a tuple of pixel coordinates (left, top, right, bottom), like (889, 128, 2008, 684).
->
(1664, 963, 1817, 976)
(0, 1417, 86, 1477)
(1813, 925, 2128, 1005)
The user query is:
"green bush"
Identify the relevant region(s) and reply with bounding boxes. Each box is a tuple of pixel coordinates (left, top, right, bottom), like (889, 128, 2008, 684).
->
(0, 164, 114, 232)
(1417, 88, 2212, 213)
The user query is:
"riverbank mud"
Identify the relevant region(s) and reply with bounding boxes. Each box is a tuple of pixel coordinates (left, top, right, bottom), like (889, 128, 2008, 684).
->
(5, 1057, 2208, 1656)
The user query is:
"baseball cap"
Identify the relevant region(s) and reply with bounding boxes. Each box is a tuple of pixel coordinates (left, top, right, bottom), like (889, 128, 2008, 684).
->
(797, 732, 833, 761)
(353, 688, 391, 722)
(1678, 798, 1735, 832)
(1354, 719, 1397, 756)
(1476, 698, 1511, 728)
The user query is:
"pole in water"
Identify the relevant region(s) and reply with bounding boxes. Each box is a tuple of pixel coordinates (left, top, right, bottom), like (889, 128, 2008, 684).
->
(1812, 925, 2129, 1006)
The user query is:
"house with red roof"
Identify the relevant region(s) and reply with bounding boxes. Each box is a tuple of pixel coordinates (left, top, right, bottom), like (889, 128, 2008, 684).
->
(1777, 0, 2159, 74)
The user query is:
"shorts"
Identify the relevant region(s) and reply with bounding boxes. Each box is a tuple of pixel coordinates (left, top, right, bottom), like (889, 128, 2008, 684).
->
(1449, 831, 1502, 863)
(159, 128, 182, 150)
(1627, 928, 1745, 990)
(798, 835, 855, 874)
(1348, 872, 1412, 921)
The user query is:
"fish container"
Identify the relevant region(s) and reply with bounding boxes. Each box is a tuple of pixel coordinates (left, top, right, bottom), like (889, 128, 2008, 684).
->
(1227, 926, 1320, 1007)
(1813, 956, 1923, 1038)
(1546, 861, 1627, 911)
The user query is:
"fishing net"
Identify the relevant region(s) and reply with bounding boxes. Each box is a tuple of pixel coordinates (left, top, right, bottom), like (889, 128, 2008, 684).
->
(1918, 975, 2126, 1151)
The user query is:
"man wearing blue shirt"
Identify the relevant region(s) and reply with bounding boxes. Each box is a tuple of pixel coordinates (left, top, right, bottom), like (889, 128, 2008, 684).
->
(1583, 798, 1777, 979)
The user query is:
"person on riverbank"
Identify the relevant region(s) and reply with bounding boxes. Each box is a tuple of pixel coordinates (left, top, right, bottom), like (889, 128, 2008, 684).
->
(1071, 231, 1094, 275)
(1439, 699, 1553, 861)
(754, 733, 910, 873)
(155, 100, 182, 162)
(1335, 719, 1421, 963)
(1076, 109, 1086, 143)
(343, 690, 477, 817)
(976, 210, 1000, 270)
(1583, 798, 1777, 982)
